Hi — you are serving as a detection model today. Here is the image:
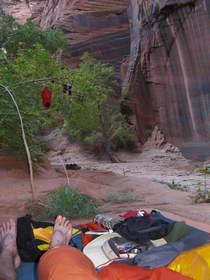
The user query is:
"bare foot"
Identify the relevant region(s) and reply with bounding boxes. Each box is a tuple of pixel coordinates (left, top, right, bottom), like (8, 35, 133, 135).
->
(0, 219, 19, 280)
(50, 216, 72, 249)
(14, 253, 21, 269)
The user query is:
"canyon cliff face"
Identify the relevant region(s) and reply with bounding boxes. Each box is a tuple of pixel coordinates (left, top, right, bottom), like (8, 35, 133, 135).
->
(125, 0, 210, 148)
(4, 0, 130, 80)
(39, 0, 130, 81)
(4, 0, 210, 151)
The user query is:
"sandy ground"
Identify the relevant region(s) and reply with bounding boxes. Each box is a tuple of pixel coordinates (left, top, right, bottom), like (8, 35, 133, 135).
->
(0, 132, 210, 233)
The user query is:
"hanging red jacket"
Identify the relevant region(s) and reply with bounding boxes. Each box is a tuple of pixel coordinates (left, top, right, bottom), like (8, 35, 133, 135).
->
(41, 87, 52, 109)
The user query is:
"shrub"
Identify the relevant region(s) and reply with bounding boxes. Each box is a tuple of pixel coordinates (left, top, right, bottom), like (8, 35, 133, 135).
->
(41, 185, 98, 219)
(191, 189, 210, 203)
(105, 191, 135, 203)
(112, 127, 137, 150)
(0, 10, 67, 163)
(0, 44, 68, 162)
(159, 180, 188, 192)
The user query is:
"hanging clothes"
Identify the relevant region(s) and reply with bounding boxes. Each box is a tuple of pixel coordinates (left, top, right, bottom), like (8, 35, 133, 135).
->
(63, 84, 72, 95)
(41, 87, 52, 109)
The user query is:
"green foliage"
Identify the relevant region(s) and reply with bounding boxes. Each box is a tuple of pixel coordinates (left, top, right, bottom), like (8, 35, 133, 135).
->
(192, 167, 210, 203)
(41, 185, 98, 219)
(63, 53, 115, 138)
(112, 127, 137, 150)
(191, 189, 210, 204)
(84, 134, 102, 145)
(0, 44, 69, 161)
(0, 10, 136, 163)
(0, 11, 68, 162)
(194, 167, 210, 179)
(105, 191, 135, 203)
(166, 182, 188, 192)
(0, 9, 67, 58)
(159, 180, 188, 192)
(63, 53, 137, 155)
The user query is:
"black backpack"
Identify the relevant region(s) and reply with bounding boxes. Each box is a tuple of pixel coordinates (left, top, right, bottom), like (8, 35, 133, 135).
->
(16, 215, 53, 262)
(113, 215, 173, 244)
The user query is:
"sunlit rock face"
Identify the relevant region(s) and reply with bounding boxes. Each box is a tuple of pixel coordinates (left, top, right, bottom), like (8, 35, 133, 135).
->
(3, 0, 45, 23)
(39, 0, 130, 79)
(4, 0, 130, 81)
(125, 0, 210, 146)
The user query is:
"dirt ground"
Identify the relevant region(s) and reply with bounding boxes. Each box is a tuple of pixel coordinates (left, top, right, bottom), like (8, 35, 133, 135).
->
(0, 134, 210, 232)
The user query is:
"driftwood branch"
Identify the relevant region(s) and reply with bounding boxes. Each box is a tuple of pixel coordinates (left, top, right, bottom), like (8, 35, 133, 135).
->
(59, 157, 70, 186)
(0, 83, 36, 201)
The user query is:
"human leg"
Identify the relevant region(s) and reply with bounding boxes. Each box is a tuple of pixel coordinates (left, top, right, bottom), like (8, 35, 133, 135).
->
(0, 219, 21, 280)
(38, 216, 99, 280)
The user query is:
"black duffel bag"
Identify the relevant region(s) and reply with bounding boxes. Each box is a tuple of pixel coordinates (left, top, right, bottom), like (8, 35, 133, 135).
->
(113, 215, 174, 244)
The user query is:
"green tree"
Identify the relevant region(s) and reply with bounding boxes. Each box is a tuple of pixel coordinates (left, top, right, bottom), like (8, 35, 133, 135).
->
(0, 10, 68, 162)
(63, 53, 136, 161)
(0, 11, 69, 200)
(0, 44, 68, 162)
(0, 8, 67, 58)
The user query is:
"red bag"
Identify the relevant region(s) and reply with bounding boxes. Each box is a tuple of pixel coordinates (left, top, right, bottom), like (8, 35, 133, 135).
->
(78, 222, 105, 247)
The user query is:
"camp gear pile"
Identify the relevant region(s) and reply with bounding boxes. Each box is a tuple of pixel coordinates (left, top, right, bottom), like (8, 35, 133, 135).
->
(16, 210, 210, 280)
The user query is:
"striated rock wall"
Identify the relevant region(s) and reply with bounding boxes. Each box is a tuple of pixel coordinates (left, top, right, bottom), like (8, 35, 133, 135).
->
(3, 0, 130, 82)
(4, 0, 210, 151)
(125, 0, 210, 146)
(38, 0, 130, 79)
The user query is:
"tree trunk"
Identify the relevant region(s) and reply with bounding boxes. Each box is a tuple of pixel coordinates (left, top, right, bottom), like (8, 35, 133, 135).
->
(102, 138, 121, 163)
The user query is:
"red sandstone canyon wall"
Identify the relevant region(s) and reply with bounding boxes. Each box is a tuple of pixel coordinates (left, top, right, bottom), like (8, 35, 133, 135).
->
(125, 0, 210, 147)
(4, 0, 130, 79)
(39, 0, 130, 80)
(4, 0, 210, 151)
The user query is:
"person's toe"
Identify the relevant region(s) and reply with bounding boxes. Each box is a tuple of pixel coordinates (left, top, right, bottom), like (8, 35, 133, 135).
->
(61, 216, 67, 226)
(14, 254, 21, 269)
(2, 222, 6, 235)
(55, 215, 62, 226)
(64, 219, 70, 228)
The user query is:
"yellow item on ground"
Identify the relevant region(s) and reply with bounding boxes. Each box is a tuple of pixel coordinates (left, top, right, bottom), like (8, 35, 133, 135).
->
(33, 226, 54, 243)
(168, 243, 210, 280)
(32, 225, 81, 251)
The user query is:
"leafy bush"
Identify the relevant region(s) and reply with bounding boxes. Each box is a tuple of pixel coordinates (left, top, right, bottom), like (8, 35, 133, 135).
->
(159, 180, 188, 192)
(41, 185, 98, 219)
(0, 44, 69, 161)
(63, 53, 116, 139)
(105, 191, 135, 203)
(166, 182, 188, 192)
(84, 134, 102, 145)
(0, 10, 68, 162)
(0, 9, 67, 58)
(191, 168, 210, 203)
(112, 127, 137, 150)
(191, 189, 210, 204)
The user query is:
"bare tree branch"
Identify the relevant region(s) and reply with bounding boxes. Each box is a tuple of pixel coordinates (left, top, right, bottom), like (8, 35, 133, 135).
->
(13, 77, 57, 87)
(0, 83, 36, 201)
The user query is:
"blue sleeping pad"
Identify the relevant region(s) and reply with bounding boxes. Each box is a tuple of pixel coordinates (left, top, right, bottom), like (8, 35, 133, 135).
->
(16, 263, 37, 280)
(16, 211, 209, 280)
